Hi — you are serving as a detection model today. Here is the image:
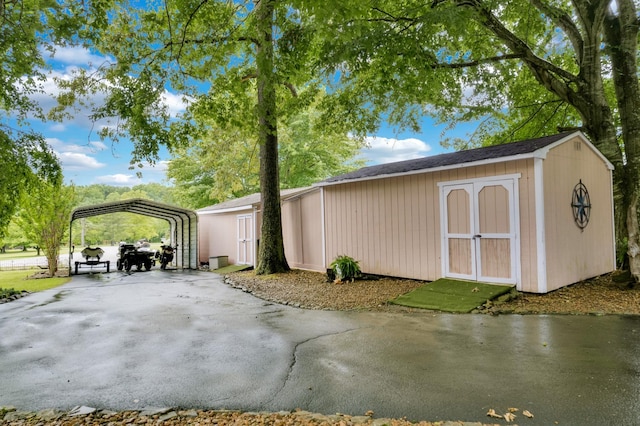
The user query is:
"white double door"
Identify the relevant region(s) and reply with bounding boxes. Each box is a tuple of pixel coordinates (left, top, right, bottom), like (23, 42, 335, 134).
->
(441, 178, 518, 284)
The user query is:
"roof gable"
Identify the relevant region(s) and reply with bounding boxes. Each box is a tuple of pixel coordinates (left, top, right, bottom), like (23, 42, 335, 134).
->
(319, 132, 593, 186)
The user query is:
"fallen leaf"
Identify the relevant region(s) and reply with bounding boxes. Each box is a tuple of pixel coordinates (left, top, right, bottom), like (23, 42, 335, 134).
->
(486, 409, 503, 419)
(523, 410, 534, 418)
(508, 407, 519, 412)
(504, 412, 516, 422)
(365, 410, 374, 417)
(472, 287, 480, 292)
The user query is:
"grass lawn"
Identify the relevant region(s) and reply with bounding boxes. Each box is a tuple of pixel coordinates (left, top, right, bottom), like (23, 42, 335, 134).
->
(0, 249, 43, 261)
(0, 270, 70, 293)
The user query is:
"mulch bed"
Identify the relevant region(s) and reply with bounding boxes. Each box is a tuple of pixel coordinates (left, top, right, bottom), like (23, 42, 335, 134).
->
(226, 269, 640, 315)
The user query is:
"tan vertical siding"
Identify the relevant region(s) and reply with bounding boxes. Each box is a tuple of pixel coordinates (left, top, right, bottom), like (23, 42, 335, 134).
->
(543, 136, 615, 291)
(282, 190, 324, 272)
(425, 172, 439, 278)
(514, 159, 537, 292)
(281, 199, 302, 265)
(300, 191, 324, 271)
(409, 175, 422, 278)
(198, 214, 213, 263)
(203, 210, 251, 265)
(518, 160, 537, 292)
(326, 172, 431, 280)
(324, 159, 538, 287)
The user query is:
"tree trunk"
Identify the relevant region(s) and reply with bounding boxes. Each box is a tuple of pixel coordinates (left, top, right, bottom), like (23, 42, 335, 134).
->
(43, 226, 59, 276)
(46, 251, 58, 276)
(466, 0, 639, 278)
(254, 0, 290, 275)
(604, 0, 640, 282)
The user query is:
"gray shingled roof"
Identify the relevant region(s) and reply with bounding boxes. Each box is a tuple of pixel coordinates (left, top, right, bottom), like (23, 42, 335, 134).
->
(197, 187, 314, 213)
(321, 132, 576, 185)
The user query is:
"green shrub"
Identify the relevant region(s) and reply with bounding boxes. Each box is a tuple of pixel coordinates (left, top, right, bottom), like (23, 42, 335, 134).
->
(0, 288, 20, 299)
(330, 255, 361, 283)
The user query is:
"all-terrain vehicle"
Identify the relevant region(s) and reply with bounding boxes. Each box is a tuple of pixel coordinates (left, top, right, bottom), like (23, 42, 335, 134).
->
(116, 240, 157, 272)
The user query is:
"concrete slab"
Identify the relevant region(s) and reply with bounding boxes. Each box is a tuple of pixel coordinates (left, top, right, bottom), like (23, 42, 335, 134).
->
(0, 270, 639, 425)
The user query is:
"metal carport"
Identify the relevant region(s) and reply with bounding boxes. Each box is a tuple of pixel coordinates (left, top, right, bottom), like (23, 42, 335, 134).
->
(69, 199, 198, 272)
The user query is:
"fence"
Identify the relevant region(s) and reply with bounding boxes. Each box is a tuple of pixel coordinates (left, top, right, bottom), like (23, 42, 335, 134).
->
(0, 256, 69, 271)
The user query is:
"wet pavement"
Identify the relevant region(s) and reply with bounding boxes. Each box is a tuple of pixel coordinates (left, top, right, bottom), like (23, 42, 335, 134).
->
(0, 270, 639, 425)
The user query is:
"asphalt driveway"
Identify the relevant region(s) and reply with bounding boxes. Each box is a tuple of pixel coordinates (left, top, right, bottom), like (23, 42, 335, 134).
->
(0, 270, 639, 425)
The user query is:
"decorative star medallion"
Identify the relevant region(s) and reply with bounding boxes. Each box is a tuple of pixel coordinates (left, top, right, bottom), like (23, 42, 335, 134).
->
(571, 180, 591, 230)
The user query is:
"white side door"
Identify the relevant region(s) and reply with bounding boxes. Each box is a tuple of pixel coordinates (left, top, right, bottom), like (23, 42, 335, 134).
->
(237, 214, 254, 265)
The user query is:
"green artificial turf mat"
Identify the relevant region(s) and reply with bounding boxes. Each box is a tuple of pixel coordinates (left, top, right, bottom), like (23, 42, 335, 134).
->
(211, 264, 253, 274)
(390, 278, 513, 313)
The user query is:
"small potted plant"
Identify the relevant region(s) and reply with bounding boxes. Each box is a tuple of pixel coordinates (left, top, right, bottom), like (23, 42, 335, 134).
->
(329, 255, 361, 283)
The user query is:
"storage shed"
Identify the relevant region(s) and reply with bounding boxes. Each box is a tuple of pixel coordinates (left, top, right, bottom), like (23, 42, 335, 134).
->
(317, 131, 615, 293)
(197, 187, 324, 271)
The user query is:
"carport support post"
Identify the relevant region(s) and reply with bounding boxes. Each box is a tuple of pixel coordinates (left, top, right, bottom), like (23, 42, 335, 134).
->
(68, 219, 74, 272)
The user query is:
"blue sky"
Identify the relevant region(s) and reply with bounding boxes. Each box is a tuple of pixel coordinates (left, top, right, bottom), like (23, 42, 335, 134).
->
(26, 46, 466, 187)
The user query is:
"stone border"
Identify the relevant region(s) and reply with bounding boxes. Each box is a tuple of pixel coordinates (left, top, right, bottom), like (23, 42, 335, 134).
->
(1, 405, 488, 425)
(223, 275, 307, 309)
(0, 290, 30, 304)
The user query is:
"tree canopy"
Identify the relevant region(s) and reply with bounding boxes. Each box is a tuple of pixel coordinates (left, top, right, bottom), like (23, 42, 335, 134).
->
(0, 0, 105, 238)
(302, 0, 640, 279)
(168, 97, 364, 209)
(55, 0, 339, 274)
(16, 180, 76, 275)
(20, 0, 639, 280)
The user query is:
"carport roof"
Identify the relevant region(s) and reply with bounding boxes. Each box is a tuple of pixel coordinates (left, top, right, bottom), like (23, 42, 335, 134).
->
(71, 198, 197, 222)
(69, 199, 199, 271)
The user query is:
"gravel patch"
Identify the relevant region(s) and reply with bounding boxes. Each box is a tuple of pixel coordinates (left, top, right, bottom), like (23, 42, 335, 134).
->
(490, 272, 640, 315)
(224, 269, 426, 311)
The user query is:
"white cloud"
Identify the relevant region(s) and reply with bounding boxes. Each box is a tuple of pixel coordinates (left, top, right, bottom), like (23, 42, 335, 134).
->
(360, 136, 432, 165)
(139, 160, 170, 173)
(56, 152, 106, 171)
(47, 137, 107, 155)
(94, 174, 138, 186)
(161, 91, 189, 117)
(45, 46, 112, 67)
(90, 141, 108, 151)
(46, 137, 108, 173)
(23, 70, 65, 111)
(25, 46, 185, 134)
